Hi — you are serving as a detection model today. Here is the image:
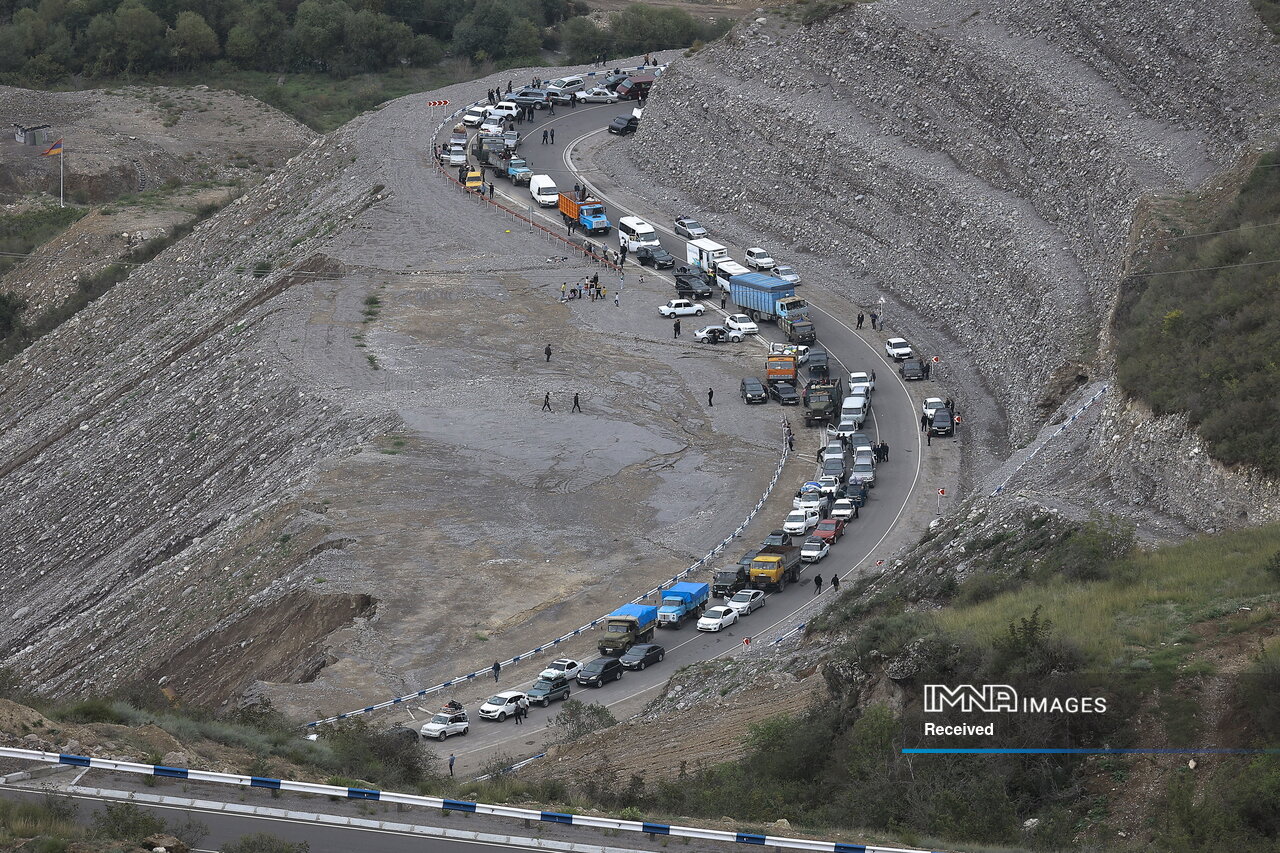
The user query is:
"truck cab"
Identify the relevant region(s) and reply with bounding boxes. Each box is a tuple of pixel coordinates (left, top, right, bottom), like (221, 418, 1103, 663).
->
(712, 566, 751, 598)
(505, 157, 532, 185)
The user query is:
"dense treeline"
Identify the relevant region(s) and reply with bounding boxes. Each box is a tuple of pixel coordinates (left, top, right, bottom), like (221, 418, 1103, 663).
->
(1114, 145, 1280, 477)
(0, 0, 724, 81)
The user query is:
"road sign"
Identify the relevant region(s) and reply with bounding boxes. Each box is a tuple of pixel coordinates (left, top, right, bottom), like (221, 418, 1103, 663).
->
(932, 355, 941, 363)
(427, 99, 450, 107)
(954, 415, 963, 424)
(938, 488, 946, 496)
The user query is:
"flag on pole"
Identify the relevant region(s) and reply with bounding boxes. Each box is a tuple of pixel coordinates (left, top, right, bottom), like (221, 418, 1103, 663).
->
(42, 139, 63, 156)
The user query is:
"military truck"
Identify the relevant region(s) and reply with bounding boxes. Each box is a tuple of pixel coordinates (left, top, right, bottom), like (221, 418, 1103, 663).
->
(598, 603, 657, 655)
(803, 377, 844, 427)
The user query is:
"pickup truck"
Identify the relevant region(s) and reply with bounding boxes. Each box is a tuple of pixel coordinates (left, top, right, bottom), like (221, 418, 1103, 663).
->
(598, 603, 658, 655)
(749, 544, 803, 591)
(504, 157, 532, 185)
(657, 581, 710, 628)
(712, 566, 751, 598)
(558, 192, 611, 234)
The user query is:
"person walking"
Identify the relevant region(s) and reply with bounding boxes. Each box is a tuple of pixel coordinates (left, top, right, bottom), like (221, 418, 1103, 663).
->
(787, 433, 795, 452)
(491, 660, 502, 682)
(549, 102, 556, 115)
(831, 575, 840, 593)
(549, 128, 555, 143)
(614, 291, 620, 307)
(507, 80, 513, 93)
(572, 393, 582, 412)
(856, 312, 864, 329)
(708, 387, 714, 407)
(813, 574, 823, 595)
(561, 282, 566, 299)
(673, 319, 681, 338)
(721, 293, 727, 309)
(921, 412, 930, 433)
(542, 392, 552, 412)
(545, 344, 552, 362)
(488, 183, 495, 199)
(542, 129, 549, 144)
(448, 753, 456, 776)
(881, 440, 890, 461)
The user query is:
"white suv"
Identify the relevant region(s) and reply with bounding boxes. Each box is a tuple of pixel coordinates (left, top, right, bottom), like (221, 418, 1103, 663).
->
(744, 247, 777, 271)
(419, 710, 469, 741)
(885, 338, 913, 360)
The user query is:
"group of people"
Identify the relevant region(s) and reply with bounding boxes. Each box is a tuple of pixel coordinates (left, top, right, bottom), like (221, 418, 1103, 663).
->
(855, 311, 880, 330)
(813, 573, 840, 595)
(561, 273, 614, 304)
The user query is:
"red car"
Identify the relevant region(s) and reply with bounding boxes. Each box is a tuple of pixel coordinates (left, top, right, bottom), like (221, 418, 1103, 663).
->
(813, 518, 846, 543)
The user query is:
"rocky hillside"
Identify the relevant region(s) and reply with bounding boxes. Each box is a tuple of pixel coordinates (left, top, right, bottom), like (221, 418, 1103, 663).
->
(609, 0, 1280, 529)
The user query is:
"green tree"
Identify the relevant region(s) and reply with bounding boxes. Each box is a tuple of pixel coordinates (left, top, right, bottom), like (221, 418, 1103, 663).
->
(0, 292, 27, 340)
(167, 10, 219, 68)
(77, 11, 119, 74)
(290, 0, 350, 71)
(224, 0, 287, 69)
(502, 17, 540, 57)
(560, 15, 606, 62)
(113, 0, 166, 70)
(341, 8, 412, 71)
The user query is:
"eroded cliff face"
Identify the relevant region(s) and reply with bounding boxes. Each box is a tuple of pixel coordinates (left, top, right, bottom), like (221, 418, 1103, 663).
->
(630, 0, 1278, 433)
(607, 0, 1280, 528)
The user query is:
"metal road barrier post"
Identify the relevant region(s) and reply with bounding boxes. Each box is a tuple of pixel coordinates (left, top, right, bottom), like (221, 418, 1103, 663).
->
(0, 746, 941, 853)
(304, 418, 791, 728)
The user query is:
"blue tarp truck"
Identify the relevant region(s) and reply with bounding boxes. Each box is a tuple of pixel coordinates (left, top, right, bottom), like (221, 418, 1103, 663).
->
(729, 273, 812, 330)
(656, 581, 710, 628)
(558, 192, 611, 234)
(598, 603, 658, 654)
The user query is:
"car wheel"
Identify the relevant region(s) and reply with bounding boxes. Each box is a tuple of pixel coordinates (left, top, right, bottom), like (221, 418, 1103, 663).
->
(564, 689, 570, 699)
(497, 712, 507, 721)
(695, 308, 704, 315)
(462, 727, 469, 736)
(658, 652, 665, 661)
(437, 731, 447, 741)
(540, 698, 549, 708)
(638, 661, 646, 671)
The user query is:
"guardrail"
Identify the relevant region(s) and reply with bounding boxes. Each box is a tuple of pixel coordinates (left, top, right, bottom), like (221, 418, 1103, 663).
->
(305, 416, 793, 728)
(0, 746, 934, 853)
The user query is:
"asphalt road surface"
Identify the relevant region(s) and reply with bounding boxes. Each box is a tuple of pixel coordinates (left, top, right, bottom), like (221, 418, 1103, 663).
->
(417, 97, 927, 771)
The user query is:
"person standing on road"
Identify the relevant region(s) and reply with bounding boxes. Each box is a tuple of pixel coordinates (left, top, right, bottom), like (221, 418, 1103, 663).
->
(518, 695, 530, 718)
(488, 183, 495, 199)
(813, 575, 823, 595)
(831, 575, 840, 594)
(545, 344, 553, 362)
(673, 319, 681, 338)
(572, 393, 581, 412)
(787, 433, 795, 452)
(492, 661, 502, 682)
(448, 754, 456, 776)
(542, 129, 549, 144)
(550, 128, 555, 143)
(514, 702, 524, 725)
(857, 312, 865, 329)
(708, 387, 714, 407)
(721, 293, 727, 309)
(920, 412, 929, 433)
(870, 312, 879, 330)
(881, 440, 890, 462)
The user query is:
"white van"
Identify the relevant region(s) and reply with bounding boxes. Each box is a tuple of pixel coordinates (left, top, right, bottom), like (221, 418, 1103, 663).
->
(714, 260, 750, 293)
(618, 216, 660, 251)
(529, 174, 558, 207)
(840, 395, 869, 428)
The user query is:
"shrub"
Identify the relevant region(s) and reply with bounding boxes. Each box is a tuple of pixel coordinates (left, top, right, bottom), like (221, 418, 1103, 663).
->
(549, 700, 616, 743)
(92, 801, 165, 840)
(220, 833, 309, 852)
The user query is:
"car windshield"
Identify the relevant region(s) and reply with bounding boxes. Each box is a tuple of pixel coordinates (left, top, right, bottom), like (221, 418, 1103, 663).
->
(486, 695, 509, 705)
(546, 662, 568, 671)
(684, 220, 703, 230)
(853, 462, 873, 472)
(429, 714, 450, 725)
(532, 680, 556, 690)
(707, 608, 728, 617)
(583, 662, 605, 673)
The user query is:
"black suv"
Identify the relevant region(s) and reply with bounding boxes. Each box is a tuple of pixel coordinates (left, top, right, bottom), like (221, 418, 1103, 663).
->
(578, 657, 624, 687)
(635, 245, 674, 268)
(608, 114, 639, 135)
(767, 381, 800, 405)
(899, 358, 927, 380)
(675, 269, 713, 298)
(929, 409, 955, 437)
(741, 377, 768, 403)
(527, 675, 572, 706)
(620, 644, 665, 671)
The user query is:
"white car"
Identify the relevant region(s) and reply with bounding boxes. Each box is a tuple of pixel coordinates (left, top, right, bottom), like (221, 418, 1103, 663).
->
(461, 106, 488, 127)
(487, 101, 520, 119)
(659, 299, 705, 318)
(726, 589, 766, 615)
(447, 145, 467, 167)
(576, 87, 619, 103)
(774, 264, 801, 285)
(923, 397, 947, 418)
(885, 338, 913, 360)
(849, 371, 876, 396)
(419, 710, 469, 741)
(793, 492, 829, 515)
(744, 247, 777, 271)
(694, 325, 744, 343)
(850, 459, 876, 488)
(725, 314, 759, 335)
(800, 536, 830, 563)
(696, 605, 739, 632)
(830, 498, 858, 521)
(783, 508, 820, 535)
(830, 420, 860, 439)
(821, 442, 845, 463)
(480, 116, 505, 134)
(539, 658, 581, 681)
(817, 476, 842, 495)
(478, 691, 527, 721)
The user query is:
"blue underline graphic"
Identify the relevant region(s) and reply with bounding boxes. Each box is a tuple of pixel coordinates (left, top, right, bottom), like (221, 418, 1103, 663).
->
(904, 748, 1278, 755)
